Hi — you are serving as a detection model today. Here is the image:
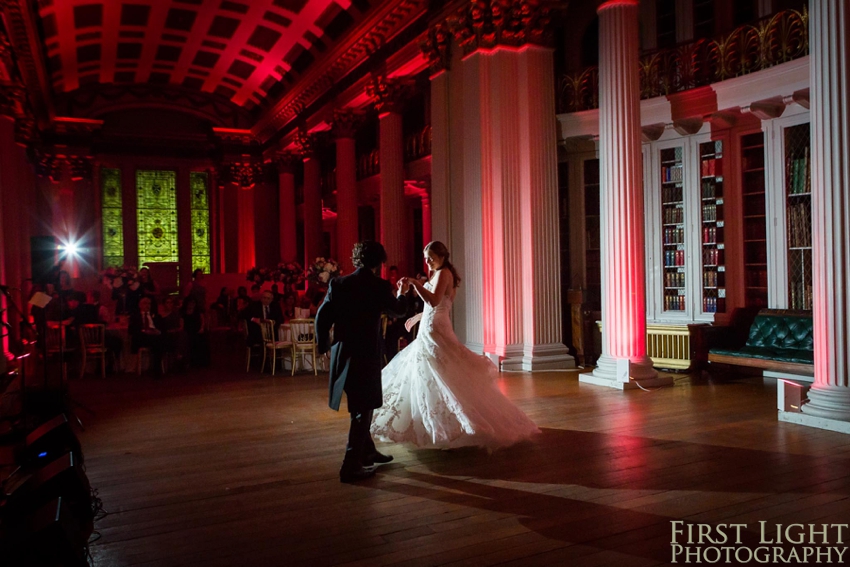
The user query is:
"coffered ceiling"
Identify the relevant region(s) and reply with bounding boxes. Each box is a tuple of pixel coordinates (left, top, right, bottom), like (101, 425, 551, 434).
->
(36, 0, 370, 114)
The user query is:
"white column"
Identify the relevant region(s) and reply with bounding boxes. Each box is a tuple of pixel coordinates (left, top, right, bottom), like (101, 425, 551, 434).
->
(379, 110, 406, 275)
(516, 46, 574, 371)
(581, 0, 667, 389)
(461, 52, 486, 353)
(430, 71, 451, 245)
(336, 135, 358, 273)
(795, 0, 850, 432)
(237, 184, 255, 273)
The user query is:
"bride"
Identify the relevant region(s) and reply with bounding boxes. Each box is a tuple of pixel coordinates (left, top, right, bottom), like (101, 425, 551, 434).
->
(371, 241, 540, 449)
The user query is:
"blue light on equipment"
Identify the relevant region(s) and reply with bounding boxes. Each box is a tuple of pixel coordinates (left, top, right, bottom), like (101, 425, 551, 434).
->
(38, 452, 48, 458)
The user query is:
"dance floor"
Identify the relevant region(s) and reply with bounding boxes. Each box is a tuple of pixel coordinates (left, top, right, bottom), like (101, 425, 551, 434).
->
(65, 347, 850, 567)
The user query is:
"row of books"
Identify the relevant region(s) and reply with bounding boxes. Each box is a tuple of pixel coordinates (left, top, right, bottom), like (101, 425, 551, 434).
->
(663, 207, 684, 224)
(787, 201, 812, 248)
(703, 248, 722, 266)
(787, 147, 810, 194)
(702, 203, 720, 222)
(700, 158, 723, 178)
(702, 226, 720, 244)
(701, 180, 723, 199)
(661, 165, 684, 183)
(703, 270, 723, 288)
(663, 227, 685, 244)
(665, 272, 685, 288)
(664, 295, 686, 311)
(702, 296, 724, 313)
(662, 186, 684, 202)
(664, 250, 686, 267)
(790, 283, 813, 310)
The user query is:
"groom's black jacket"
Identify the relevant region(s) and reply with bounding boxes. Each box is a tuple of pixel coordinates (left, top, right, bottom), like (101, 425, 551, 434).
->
(315, 267, 408, 412)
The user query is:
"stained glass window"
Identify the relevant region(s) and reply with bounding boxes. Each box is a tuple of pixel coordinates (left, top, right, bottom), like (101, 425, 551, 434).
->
(190, 172, 211, 274)
(137, 170, 178, 265)
(101, 168, 124, 267)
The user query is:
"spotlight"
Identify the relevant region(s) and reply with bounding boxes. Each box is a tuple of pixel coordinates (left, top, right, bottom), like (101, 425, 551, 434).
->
(58, 241, 80, 258)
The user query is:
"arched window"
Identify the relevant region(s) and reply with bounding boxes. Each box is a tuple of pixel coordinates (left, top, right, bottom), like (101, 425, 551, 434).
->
(137, 170, 178, 265)
(190, 171, 211, 273)
(101, 167, 124, 267)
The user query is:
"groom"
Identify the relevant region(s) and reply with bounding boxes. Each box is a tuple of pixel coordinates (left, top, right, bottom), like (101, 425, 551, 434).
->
(315, 241, 410, 482)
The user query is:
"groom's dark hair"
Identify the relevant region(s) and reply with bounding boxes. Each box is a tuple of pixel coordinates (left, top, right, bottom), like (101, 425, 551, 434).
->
(352, 241, 387, 270)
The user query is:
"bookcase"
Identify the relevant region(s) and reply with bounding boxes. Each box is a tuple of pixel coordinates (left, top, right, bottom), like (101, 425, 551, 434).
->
(784, 123, 812, 310)
(698, 140, 725, 314)
(740, 131, 768, 308)
(660, 145, 686, 313)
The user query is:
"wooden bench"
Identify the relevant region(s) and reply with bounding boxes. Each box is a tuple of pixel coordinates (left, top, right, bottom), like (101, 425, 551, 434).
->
(704, 309, 813, 377)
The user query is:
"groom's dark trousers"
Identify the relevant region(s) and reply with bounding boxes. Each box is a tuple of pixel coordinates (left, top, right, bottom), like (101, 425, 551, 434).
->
(344, 410, 375, 467)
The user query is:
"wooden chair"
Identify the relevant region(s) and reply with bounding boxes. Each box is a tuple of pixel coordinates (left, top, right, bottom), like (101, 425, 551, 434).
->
(289, 318, 318, 375)
(260, 320, 293, 376)
(136, 347, 165, 375)
(45, 326, 75, 381)
(241, 319, 263, 372)
(79, 324, 107, 379)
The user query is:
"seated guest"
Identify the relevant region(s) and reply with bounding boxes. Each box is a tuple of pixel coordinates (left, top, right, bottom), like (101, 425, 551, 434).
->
(129, 297, 164, 375)
(212, 287, 230, 321)
(239, 291, 283, 346)
(250, 283, 262, 302)
(181, 297, 210, 367)
(281, 293, 297, 323)
(158, 296, 182, 362)
(270, 284, 282, 304)
(87, 289, 113, 325)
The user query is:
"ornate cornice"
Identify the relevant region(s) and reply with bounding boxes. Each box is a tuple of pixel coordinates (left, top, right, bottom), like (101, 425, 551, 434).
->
(419, 22, 452, 75)
(274, 151, 301, 174)
(366, 75, 412, 114)
(32, 149, 94, 182)
(218, 158, 265, 190)
(331, 109, 361, 139)
(446, 0, 557, 57)
(294, 128, 327, 159)
(254, 0, 429, 142)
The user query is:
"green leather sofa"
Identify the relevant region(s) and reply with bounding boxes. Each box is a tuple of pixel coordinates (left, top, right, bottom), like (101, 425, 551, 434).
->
(707, 309, 814, 376)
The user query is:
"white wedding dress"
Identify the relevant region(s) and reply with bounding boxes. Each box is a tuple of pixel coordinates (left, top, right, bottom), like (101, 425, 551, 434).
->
(371, 282, 540, 449)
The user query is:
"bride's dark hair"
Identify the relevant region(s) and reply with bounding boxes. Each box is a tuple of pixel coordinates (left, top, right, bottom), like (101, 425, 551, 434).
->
(424, 241, 461, 288)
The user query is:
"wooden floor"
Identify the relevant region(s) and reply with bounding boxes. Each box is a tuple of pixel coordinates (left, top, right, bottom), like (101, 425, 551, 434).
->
(58, 346, 850, 567)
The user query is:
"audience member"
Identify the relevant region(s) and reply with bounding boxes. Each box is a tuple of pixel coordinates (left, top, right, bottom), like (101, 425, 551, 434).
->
(129, 297, 164, 375)
(181, 297, 210, 367)
(240, 290, 283, 346)
(281, 293, 297, 322)
(184, 268, 207, 312)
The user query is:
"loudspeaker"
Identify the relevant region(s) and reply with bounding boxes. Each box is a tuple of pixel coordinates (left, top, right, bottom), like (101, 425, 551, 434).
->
(3, 452, 94, 537)
(30, 236, 58, 286)
(22, 414, 83, 467)
(0, 497, 90, 567)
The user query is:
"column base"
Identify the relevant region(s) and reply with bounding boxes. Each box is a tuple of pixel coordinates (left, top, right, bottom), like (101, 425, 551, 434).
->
(465, 341, 485, 355)
(779, 410, 850, 435)
(801, 385, 850, 422)
(580, 354, 672, 390)
(516, 343, 575, 371)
